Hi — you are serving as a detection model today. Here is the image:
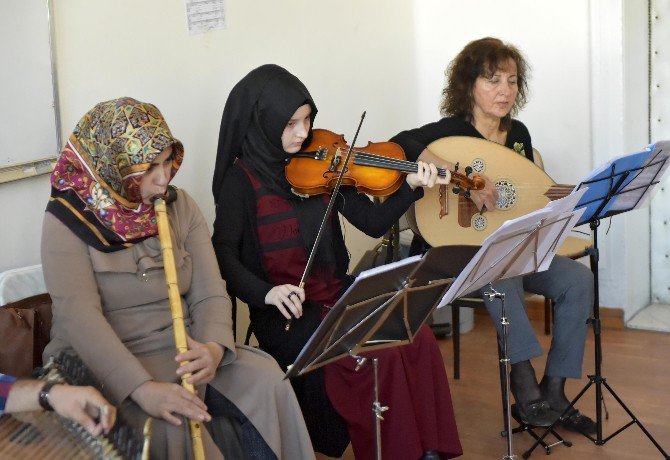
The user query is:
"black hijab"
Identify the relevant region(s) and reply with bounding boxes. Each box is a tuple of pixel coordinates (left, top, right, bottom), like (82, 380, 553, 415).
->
(213, 64, 317, 201)
(213, 64, 335, 265)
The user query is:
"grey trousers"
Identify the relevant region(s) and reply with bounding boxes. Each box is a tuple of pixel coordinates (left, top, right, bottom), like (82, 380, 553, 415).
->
(479, 255, 593, 378)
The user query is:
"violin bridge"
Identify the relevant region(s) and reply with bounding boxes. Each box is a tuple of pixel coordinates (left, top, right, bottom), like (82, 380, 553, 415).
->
(315, 147, 328, 160)
(328, 147, 344, 173)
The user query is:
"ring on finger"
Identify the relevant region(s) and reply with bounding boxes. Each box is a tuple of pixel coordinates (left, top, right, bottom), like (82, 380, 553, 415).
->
(288, 291, 298, 299)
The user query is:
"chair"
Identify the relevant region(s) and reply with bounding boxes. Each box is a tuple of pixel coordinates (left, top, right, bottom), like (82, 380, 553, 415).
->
(0, 265, 52, 378)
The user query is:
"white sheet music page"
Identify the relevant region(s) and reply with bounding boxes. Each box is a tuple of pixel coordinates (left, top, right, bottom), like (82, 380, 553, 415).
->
(356, 255, 422, 279)
(436, 188, 587, 308)
(185, 0, 226, 35)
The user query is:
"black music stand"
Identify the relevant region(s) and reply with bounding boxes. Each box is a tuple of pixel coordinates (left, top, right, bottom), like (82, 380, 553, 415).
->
(286, 246, 454, 460)
(528, 140, 670, 458)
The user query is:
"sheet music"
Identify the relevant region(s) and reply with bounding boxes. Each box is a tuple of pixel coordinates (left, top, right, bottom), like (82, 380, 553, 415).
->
(437, 189, 587, 308)
(185, 0, 226, 34)
(575, 140, 670, 224)
(609, 140, 670, 211)
(356, 254, 422, 279)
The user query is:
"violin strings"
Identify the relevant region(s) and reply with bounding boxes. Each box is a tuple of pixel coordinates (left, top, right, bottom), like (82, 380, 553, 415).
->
(320, 146, 450, 177)
(352, 151, 449, 176)
(352, 151, 418, 171)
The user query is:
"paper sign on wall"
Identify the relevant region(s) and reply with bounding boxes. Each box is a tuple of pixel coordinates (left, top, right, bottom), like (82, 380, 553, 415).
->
(185, 0, 226, 34)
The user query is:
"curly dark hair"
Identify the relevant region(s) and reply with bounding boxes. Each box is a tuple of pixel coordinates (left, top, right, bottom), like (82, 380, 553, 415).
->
(440, 37, 530, 129)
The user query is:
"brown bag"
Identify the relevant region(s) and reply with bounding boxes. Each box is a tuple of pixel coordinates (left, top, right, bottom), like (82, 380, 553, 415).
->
(0, 293, 52, 377)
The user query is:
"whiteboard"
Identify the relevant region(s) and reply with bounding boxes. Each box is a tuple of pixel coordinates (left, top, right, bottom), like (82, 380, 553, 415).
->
(0, 0, 59, 173)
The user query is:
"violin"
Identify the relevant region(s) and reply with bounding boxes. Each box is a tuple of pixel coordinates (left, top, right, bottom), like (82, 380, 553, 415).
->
(285, 129, 485, 197)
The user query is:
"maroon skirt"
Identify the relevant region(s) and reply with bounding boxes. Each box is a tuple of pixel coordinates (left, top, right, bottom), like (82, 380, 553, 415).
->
(324, 325, 463, 460)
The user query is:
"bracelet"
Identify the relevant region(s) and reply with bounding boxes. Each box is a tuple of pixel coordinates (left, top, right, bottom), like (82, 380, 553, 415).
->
(38, 381, 57, 411)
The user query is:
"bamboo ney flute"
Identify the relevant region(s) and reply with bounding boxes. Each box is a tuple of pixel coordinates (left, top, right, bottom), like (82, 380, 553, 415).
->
(154, 189, 206, 460)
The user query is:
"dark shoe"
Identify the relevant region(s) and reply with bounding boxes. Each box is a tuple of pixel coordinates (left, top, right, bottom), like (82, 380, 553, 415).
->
(557, 408, 597, 434)
(420, 451, 441, 460)
(512, 399, 556, 427)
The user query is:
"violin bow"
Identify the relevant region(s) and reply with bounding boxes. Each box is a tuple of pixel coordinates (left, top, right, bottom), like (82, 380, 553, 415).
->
(285, 111, 367, 332)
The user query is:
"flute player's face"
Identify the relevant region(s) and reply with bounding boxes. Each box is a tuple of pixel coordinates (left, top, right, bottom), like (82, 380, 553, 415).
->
(140, 145, 174, 204)
(281, 104, 312, 154)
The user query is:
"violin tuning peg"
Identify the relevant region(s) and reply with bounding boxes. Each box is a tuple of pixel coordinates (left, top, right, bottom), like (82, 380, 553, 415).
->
(464, 166, 473, 176)
(464, 190, 471, 199)
(453, 162, 460, 172)
(452, 185, 462, 195)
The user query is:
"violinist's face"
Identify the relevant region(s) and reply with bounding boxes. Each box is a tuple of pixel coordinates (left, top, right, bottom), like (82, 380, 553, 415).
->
(140, 145, 173, 204)
(472, 58, 518, 122)
(282, 104, 311, 154)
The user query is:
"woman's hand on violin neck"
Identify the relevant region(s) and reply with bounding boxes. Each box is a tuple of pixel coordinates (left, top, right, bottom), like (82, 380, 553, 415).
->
(130, 380, 211, 426)
(265, 284, 305, 320)
(407, 161, 444, 190)
(469, 173, 498, 211)
(175, 335, 225, 386)
(418, 148, 456, 172)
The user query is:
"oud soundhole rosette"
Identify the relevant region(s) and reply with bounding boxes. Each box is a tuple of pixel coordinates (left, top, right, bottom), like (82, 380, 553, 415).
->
(495, 180, 517, 210)
(471, 158, 485, 173)
(471, 214, 487, 231)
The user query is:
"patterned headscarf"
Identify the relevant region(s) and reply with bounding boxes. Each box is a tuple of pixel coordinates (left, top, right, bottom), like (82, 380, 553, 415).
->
(46, 97, 184, 252)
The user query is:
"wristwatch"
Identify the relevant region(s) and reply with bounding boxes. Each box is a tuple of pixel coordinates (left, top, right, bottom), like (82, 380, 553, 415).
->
(38, 381, 57, 411)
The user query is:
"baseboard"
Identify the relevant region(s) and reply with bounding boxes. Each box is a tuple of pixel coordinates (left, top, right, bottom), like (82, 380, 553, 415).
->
(474, 295, 625, 330)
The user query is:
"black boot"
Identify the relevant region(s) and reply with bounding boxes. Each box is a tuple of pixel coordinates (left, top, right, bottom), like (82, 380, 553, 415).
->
(510, 361, 555, 426)
(540, 375, 597, 434)
(420, 451, 440, 460)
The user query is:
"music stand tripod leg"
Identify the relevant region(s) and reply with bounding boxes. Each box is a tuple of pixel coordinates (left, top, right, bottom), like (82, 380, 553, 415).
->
(528, 219, 670, 458)
(349, 352, 388, 460)
(485, 285, 517, 460)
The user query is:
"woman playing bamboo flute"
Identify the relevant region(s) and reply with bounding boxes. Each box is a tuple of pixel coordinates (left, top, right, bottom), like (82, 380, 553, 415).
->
(42, 97, 314, 459)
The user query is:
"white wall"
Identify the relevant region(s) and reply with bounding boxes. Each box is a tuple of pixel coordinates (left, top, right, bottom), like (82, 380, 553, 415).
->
(411, 0, 593, 184)
(0, 0, 651, 319)
(0, 175, 52, 272)
(590, 0, 651, 319)
(650, 0, 670, 305)
(50, 0, 421, 270)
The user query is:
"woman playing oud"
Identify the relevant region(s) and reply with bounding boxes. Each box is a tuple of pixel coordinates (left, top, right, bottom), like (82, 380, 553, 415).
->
(391, 37, 596, 433)
(42, 97, 314, 459)
(212, 64, 463, 460)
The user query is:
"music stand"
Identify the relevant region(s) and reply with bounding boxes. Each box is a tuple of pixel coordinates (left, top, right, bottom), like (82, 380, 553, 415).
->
(286, 246, 454, 460)
(287, 192, 585, 460)
(437, 190, 586, 460)
(528, 140, 670, 458)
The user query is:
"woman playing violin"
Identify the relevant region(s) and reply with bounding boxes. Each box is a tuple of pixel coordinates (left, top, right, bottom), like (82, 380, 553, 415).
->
(212, 64, 462, 459)
(391, 37, 596, 433)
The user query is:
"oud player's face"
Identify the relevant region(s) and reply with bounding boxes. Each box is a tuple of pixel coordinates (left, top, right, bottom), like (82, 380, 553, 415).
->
(472, 58, 519, 122)
(281, 104, 312, 154)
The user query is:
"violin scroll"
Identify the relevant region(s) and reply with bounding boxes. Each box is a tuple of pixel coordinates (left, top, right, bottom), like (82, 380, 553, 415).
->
(450, 162, 485, 198)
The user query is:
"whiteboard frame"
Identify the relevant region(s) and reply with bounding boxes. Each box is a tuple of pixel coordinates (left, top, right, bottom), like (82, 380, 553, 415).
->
(0, 0, 61, 184)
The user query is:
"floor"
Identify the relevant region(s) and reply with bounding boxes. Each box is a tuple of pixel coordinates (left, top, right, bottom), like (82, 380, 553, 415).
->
(628, 303, 670, 333)
(322, 317, 670, 459)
